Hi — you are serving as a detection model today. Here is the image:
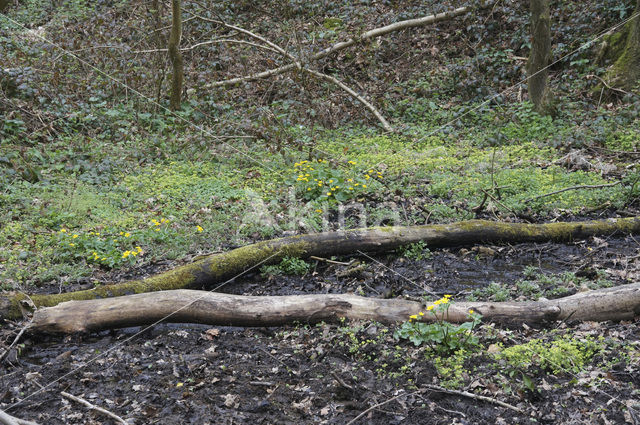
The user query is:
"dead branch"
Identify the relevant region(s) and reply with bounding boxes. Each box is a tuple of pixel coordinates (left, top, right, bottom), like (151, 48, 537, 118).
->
(421, 384, 523, 413)
(27, 283, 640, 334)
(204, 6, 471, 88)
(61, 392, 127, 425)
(0, 409, 40, 425)
(3, 217, 640, 320)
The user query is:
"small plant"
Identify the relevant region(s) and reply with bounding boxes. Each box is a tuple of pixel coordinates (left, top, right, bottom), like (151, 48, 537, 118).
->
(473, 282, 510, 301)
(289, 159, 382, 203)
(496, 334, 605, 375)
(261, 256, 310, 276)
(394, 295, 482, 355)
(55, 227, 145, 268)
(398, 241, 431, 261)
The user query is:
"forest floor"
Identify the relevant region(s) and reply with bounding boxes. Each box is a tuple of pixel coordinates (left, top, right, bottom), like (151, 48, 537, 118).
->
(1, 0, 640, 423)
(1, 232, 639, 424)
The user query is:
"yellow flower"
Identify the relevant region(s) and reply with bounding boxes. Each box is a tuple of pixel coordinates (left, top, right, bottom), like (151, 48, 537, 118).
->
(131, 251, 138, 256)
(59, 228, 67, 233)
(69, 243, 75, 247)
(426, 305, 434, 311)
(122, 251, 130, 258)
(362, 184, 367, 188)
(409, 314, 418, 320)
(136, 246, 143, 252)
(307, 187, 312, 191)
(197, 225, 203, 232)
(368, 169, 374, 173)
(315, 209, 322, 213)
(365, 175, 370, 179)
(348, 160, 356, 165)
(95, 232, 100, 236)
(120, 231, 124, 235)
(418, 312, 424, 316)
(441, 298, 449, 304)
(124, 232, 131, 238)
(434, 300, 441, 305)
(176, 382, 183, 388)
(444, 294, 452, 298)
(72, 234, 79, 239)
(468, 309, 474, 314)
(161, 218, 169, 224)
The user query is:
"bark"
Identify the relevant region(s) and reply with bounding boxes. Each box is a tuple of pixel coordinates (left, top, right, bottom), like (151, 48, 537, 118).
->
(168, 0, 183, 110)
(29, 283, 640, 334)
(602, 0, 640, 93)
(527, 0, 554, 114)
(2, 217, 640, 320)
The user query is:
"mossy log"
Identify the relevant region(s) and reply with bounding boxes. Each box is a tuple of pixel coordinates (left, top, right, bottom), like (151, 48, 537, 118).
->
(2, 217, 640, 320)
(28, 283, 640, 334)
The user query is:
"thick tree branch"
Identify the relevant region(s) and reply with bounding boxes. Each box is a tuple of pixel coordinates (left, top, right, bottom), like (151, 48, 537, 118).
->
(28, 282, 640, 334)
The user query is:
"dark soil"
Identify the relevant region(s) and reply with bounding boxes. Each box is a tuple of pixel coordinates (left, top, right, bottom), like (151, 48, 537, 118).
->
(2, 234, 639, 424)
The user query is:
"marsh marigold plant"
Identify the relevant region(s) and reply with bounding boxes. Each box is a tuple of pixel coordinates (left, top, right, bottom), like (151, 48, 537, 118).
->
(394, 295, 482, 354)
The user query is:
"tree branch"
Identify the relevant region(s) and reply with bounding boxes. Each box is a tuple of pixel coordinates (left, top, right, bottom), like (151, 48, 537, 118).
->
(203, 6, 471, 88)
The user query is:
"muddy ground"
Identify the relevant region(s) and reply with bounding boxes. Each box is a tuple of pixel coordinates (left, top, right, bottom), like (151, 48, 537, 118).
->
(1, 233, 640, 424)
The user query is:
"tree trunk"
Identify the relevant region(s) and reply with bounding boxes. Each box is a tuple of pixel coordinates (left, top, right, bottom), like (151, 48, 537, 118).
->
(0, 0, 9, 13)
(603, 0, 640, 93)
(527, 0, 554, 115)
(2, 217, 640, 320)
(168, 0, 183, 110)
(28, 283, 640, 334)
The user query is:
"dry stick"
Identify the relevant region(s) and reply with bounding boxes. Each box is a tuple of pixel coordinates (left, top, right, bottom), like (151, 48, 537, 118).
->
(61, 392, 127, 425)
(345, 391, 419, 425)
(134, 39, 280, 54)
(309, 255, 352, 266)
(523, 181, 621, 203)
(203, 6, 471, 88)
(422, 384, 524, 413)
(0, 409, 40, 425)
(0, 319, 32, 364)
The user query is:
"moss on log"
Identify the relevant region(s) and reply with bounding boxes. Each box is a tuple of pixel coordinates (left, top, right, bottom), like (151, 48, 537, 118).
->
(2, 217, 640, 320)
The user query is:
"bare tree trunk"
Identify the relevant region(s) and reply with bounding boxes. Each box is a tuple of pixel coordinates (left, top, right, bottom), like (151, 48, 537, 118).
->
(603, 0, 640, 93)
(168, 0, 183, 110)
(29, 283, 640, 334)
(527, 0, 554, 115)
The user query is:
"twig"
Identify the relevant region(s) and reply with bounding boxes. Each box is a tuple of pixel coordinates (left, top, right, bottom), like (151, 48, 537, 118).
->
(523, 181, 621, 203)
(422, 384, 524, 413)
(586, 74, 638, 97)
(203, 6, 471, 88)
(330, 371, 354, 391)
(0, 409, 40, 425)
(60, 392, 127, 425)
(0, 319, 32, 364)
(309, 256, 352, 266)
(346, 391, 419, 425)
(479, 188, 518, 217)
(133, 38, 280, 54)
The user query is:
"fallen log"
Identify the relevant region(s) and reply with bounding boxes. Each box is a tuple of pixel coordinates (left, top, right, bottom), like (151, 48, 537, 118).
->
(2, 217, 640, 320)
(28, 283, 640, 334)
